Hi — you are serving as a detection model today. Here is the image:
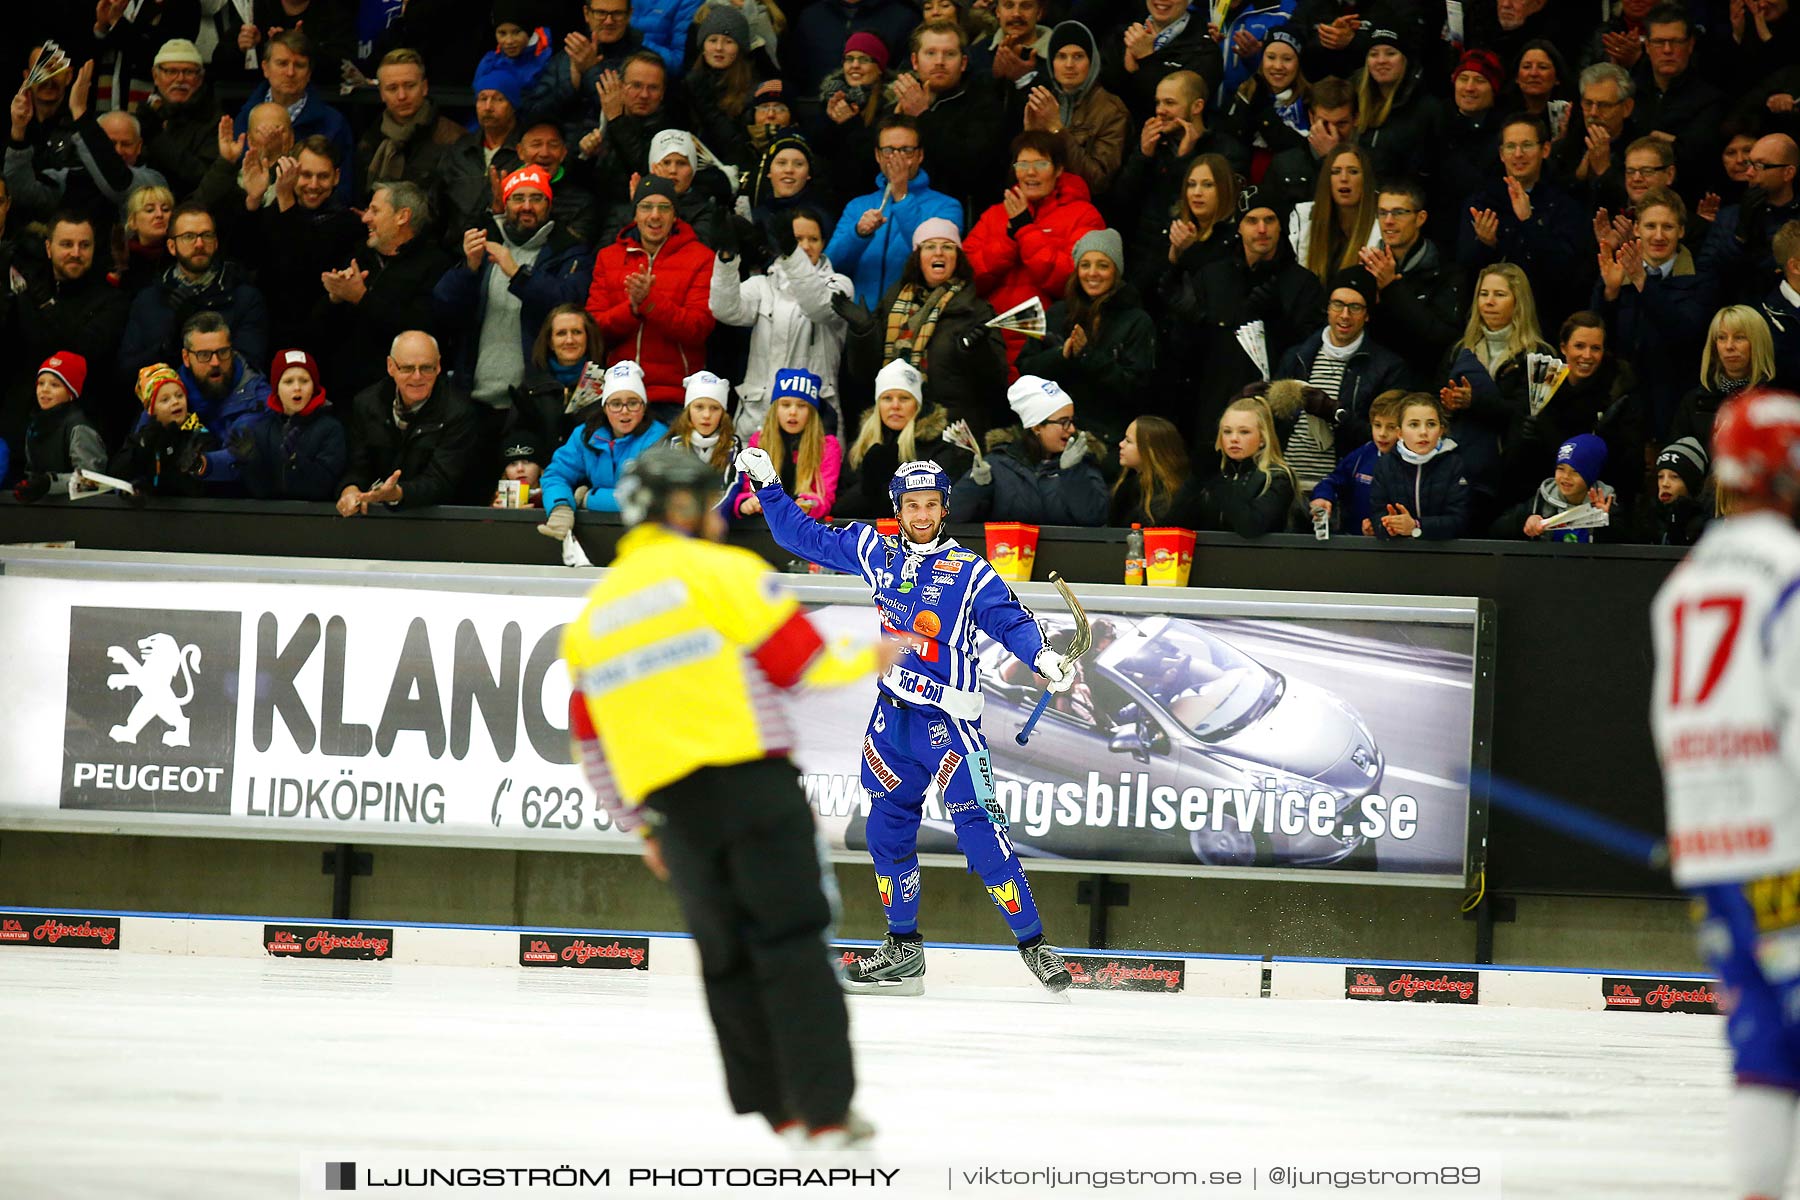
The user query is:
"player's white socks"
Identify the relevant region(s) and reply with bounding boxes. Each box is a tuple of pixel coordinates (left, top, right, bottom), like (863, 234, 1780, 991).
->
(1730, 1084, 1797, 1199)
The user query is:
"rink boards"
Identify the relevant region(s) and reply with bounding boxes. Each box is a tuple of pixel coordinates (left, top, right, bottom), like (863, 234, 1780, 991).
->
(0, 906, 1719, 1016)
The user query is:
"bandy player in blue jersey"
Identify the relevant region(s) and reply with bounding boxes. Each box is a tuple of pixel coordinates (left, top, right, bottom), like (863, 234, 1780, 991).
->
(735, 431, 1076, 995)
(1651, 391, 1800, 1200)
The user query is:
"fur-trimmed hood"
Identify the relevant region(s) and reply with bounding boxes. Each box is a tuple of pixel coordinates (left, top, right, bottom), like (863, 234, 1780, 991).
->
(1260, 378, 1332, 423)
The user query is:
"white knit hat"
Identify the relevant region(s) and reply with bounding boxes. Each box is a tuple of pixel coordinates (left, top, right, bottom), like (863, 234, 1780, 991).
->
(1007, 375, 1071, 429)
(873, 359, 923, 402)
(601, 360, 646, 401)
(682, 370, 729, 407)
(154, 39, 203, 67)
(649, 128, 696, 167)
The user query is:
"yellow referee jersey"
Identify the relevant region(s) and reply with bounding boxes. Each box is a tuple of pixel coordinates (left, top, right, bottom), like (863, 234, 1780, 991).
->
(563, 523, 878, 806)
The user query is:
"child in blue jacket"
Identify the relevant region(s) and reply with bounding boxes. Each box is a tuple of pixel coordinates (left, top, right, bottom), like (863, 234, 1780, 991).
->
(1311, 388, 1403, 535)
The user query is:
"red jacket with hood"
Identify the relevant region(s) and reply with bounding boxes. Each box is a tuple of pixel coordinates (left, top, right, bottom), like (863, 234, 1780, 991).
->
(585, 218, 717, 406)
(962, 169, 1105, 375)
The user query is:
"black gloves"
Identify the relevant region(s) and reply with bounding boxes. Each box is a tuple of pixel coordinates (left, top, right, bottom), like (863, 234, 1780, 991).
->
(831, 291, 875, 336)
(12, 472, 52, 503)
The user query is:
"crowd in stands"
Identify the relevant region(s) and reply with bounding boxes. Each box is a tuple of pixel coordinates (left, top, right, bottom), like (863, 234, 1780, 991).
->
(6, 0, 1800, 551)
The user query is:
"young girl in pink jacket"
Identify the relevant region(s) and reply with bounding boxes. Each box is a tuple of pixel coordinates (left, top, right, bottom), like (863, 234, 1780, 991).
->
(731, 368, 841, 521)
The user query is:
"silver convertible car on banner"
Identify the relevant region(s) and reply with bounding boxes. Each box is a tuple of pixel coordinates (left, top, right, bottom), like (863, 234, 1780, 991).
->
(849, 615, 1385, 868)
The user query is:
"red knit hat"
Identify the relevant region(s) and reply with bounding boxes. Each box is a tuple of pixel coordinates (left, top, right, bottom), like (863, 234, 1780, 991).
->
(38, 352, 87, 400)
(268, 348, 329, 416)
(1452, 49, 1504, 95)
(501, 164, 554, 206)
(843, 32, 890, 72)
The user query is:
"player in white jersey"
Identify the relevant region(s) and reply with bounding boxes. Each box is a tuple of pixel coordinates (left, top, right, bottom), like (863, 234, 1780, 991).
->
(1650, 389, 1800, 1200)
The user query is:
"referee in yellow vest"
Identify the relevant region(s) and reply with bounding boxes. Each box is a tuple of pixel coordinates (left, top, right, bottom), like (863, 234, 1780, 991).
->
(562, 447, 893, 1149)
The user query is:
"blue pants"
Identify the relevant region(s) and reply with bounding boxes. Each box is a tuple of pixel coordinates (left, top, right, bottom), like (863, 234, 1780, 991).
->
(859, 695, 1043, 943)
(1695, 870, 1800, 1091)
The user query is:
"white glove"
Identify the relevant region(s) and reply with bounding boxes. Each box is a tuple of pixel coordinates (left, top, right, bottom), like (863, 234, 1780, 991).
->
(1034, 648, 1074, 693)
(969, 457, 993, 485)
(737, 446, 780, 487)
(1058, 431, 1089, 470)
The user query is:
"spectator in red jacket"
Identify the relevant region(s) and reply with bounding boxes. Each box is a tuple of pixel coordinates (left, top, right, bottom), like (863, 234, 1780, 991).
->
(584, 176, 716, 427)
(962, 129, 1105, 375)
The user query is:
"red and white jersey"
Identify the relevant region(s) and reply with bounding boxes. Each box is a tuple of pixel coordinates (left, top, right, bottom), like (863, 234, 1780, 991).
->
(1651, 511, 1800, 887)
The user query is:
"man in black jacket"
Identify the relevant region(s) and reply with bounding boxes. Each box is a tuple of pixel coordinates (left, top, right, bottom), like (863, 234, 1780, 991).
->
(1109, 70, 1247, 283)
(1459, 113, 1592, 331)
(1099, 0, 1224, 123)
(897, 21, 1008, 211)
(1627, 5, 1724, 198)
(336, 331, 480, 515)
(242, 136, 363, 364)
(354, 48, 485, 246)
(5, 211, 131, 446)
(119, 204, 270, 380)
(1363, 179, 1464, 388)
(318, 181, 452, 400)
(137, 39, 222, 201)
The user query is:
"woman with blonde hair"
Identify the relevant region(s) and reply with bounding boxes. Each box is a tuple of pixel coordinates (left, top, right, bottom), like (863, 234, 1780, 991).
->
(117, 183, 175, 294)
(1671, 306, 1778, 458)
(1439, 262, 1552, 517)
(729, 368, 841, 520)
(1352, 29, 1440, 182)
(1290, 144, 1379, 283)
(1110, 415, 1199, 527)
(1195, 396, 1296, 537)
(835, 358, 969, 517)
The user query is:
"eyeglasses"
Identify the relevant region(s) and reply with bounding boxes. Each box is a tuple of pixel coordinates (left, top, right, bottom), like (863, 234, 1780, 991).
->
(1500, 141, 1541, 154)
(1327, 300, 1367, 315)
(636, 202, 675, 215)
(604, 398, 646, 411)
(1376, 207, 1416, 219)
(1749, 160, 1796, 172)
(184, 347, 232, 362)
(1622, 165, 1670, 179)
(392, 363, 440, 377)
(586, 5, 630, 20)
(1581, 96, 1625, 111)
(172, 231, 218, 245)
(1645, 36, 1689, 49)
(157, 65, 202, 79)
(1012, 160, 1054, 173)
(877, 145, 921, 157)
(1039, 416, 1076, 430)
(843, 53, 878, 65)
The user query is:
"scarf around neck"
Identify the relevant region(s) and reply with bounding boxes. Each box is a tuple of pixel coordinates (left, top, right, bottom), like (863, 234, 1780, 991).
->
(1318, 331, 1364, 361)
(368, 102, 435, 183)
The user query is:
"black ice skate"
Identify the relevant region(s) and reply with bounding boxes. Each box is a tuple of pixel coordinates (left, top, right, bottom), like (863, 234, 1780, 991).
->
(841, 934, 925, 996)
(1019, 938, 1072, 993)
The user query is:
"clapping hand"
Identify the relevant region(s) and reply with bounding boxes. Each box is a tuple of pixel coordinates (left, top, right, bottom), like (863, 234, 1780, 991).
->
(1168, 217, 1198, 261)
(1317, 13, 1360, 50)
(1469, 207, 1500, 247)
(1002, 186, 1030, 221)
(1380, 503, 1418, 537)
(1122, 20, 1156, 64)
(1359, 244, 1398, 288)
(1439, 376, 1473, 411)
(1504, 175, 1532, 221)
(624, 268, 654, 311)
(1062, 323, 1088, 359)
(1023, 86, 1058, 132)
(596, 70, 625, 121)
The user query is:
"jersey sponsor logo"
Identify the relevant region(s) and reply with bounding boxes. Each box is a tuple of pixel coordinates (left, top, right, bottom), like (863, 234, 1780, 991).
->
(580, 628, 724, 695)
(922, 586, 943, 606)
(932, 574, 957, 586)
(946, 551, 976, 563)
(987, 880, 1024, 915)
(970, 749, 995, 801)
(900, 867, 921, 903)
(586, 578, 689, 636)
(934, 750, 963, 793)
(894, 669, 944, 704)
(928, 720, 950, 748)
(876, 875, 894, 907)
(912, 611, 941, 638)
(1669, 822, 1774, 865)
(1748, 869, 1800, 932)
(863, 738, 903, 792)
(933, 559, 962, 575)
(882, 624, 939, 661)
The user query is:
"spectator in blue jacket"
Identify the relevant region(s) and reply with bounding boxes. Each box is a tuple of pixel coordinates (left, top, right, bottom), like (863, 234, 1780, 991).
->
(231, 30, 355, 206)
(631, 0, 705, 79)
(824, 115, 963, 310)
(1369, 393, 1471, 541)
(521, 0, 648, 145)
(538, 360, 670, 537)
(432, 165, 595, 434)
(1311, 388, 1403, 535)
(124, 312, 272, 487)
(1594, 186, 1712, 439)
(240, 349, 348, 502)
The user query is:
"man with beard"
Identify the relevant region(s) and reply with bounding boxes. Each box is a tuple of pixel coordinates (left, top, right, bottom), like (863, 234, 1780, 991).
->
(355, 48, 484, 249)
(1360, 179, 1465, 388)
(895, 21, 1007, 210)
(970, 0, 1052, 85)
(336, 330, 480, 515)
(119, 204, 269, 381)
(123, 311, 271, 488)
(242, 136, 362, 362)
(230, 30, 355, 206)
(320, 181, 451, 399)
(491, 122, 600, 247)
(136, 39, 222, 201)
(433, 165, 595, 442)
(5, 211, 131, 445)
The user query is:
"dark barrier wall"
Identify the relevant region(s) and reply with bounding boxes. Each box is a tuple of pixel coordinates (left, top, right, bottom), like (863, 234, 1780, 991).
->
(0, 498, 1683, 897)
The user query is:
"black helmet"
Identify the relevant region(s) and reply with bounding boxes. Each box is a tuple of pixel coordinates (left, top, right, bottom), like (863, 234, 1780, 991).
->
(616, 446, 721, 526)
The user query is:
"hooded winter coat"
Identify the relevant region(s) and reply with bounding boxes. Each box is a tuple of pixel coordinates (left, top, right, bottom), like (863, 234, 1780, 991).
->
(585, 219, 717, 410)
(1593, 246, 1714, 439)
(825, 168, 966, 310)
(950, 426, 1107, 527)
(1193, 453, 1297, 538)
(1039, 22, 1131, 198)
(1016, 284, 1158, 436)
(963, 169, 1106, 373)
(710, 246, 853, 439)
(118, 261, 270, 382)
(542, 416, 671, 513)
(1368, 439, 1472, 541)
(833, 404, 972, 519)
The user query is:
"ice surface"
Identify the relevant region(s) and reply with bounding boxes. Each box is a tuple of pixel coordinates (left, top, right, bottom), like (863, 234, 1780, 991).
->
(0, 953, 1733, 1198)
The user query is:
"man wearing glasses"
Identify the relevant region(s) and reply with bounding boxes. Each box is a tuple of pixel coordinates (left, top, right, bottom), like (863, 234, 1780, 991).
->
(1361, 181, 1464, 389)
(121, 312, 272, 487)
(136, 40, 222, 201)
(337, 331, 480, 516)
(1460, 113, 1589, 329)
(119, 204, 270, 381)
(1700, 134, 1800, 304)
(522, 0, 646, 147)
(1552, 63, 1640, 197)
(1620, 5, 1723, 193)
(825, 115, 963, 309)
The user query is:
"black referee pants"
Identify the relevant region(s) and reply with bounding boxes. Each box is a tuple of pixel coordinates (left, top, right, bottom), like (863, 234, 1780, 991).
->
(645, 757, 854, 1129)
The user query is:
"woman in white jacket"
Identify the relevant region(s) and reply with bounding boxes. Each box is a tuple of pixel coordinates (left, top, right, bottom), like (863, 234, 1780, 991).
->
(710, 206, 853, 438)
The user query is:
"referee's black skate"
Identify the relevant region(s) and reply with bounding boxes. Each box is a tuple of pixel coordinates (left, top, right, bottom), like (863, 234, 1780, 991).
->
(1019, 937, 1072, 993)
(841, 933, 925, 996)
